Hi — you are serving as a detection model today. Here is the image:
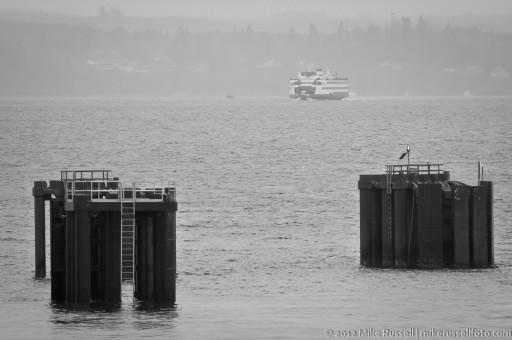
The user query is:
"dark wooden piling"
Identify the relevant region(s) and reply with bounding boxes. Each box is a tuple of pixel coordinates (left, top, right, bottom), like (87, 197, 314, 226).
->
(451, 185, 471, 268)
(160, 208, 177, 302)
(135, 214, 154, 300)
(49, 180, 66, 301)
(471, 186, 489, 267)
(134, 200, 177, 302)
(371, 188, 383, 267)
(359, 187, 373, 266)
(33, 170, 177, 305)
(393, 187, 411, 267)
(65, 209, 76, 303)
(416, 183, 443, 268)
(359, 164, 493, 269)
(33, 181, 48, 278)
(481, 181, 494, 266)
(74, 195, 91, 304)
(104, 211, 121, 302)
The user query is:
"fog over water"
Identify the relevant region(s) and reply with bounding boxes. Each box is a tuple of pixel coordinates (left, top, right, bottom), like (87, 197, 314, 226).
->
(1, 0, 512, 96)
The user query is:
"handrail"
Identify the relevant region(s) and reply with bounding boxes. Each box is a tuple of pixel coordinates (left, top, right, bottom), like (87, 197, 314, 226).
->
(385, 163, 444, 175)
(60, 170, 112, 181)
(64, 179, 176, 202)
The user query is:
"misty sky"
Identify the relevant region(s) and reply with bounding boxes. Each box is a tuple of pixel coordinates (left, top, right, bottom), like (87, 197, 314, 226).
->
(1, 0, 512, 18)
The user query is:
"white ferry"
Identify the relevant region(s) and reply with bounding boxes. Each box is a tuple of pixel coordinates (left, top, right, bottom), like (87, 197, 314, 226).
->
(289, 68, 349, 100)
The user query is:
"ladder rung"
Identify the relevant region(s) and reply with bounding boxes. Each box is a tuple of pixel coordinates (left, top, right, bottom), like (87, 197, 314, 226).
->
(120, 197, 135, 287)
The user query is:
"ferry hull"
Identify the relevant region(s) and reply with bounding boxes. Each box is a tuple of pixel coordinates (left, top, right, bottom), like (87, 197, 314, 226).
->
(289, 68, 349, 101)
(289, 92, 349, 100)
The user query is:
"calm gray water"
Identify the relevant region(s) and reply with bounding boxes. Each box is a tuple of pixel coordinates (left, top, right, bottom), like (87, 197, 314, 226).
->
(0, 96, 511, 339)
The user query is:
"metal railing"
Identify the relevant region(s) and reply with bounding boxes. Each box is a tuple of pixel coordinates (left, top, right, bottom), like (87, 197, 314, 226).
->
(385, 163, 444, 176)
(64, 180, 176, 202)
(61, 170, 112, 181)
(385, 163, 444, 194)
(118, 181, 176, 201)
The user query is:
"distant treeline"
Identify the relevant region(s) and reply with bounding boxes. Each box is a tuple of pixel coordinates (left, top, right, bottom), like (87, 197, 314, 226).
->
(1, 16, 511, 96)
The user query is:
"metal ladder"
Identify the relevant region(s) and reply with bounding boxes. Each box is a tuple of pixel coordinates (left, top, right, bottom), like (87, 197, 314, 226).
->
(120, 183, 135, 282)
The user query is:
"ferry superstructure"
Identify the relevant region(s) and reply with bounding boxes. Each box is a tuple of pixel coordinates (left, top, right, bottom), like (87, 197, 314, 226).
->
(289, 68, 349, 100)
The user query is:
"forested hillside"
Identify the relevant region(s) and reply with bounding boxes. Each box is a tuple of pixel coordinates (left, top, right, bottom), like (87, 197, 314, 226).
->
(1, 14, 511, 96)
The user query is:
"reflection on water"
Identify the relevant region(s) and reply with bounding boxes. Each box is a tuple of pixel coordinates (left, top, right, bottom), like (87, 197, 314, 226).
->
(49, 290, 179, 337)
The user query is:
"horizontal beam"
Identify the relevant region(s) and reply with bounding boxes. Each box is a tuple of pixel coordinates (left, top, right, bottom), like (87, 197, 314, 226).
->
(64, 201, 177, 212)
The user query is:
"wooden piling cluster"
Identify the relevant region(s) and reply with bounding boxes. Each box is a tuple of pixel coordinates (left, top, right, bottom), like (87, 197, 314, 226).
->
(33, 170, 177, 304)
(359, 164, 493, 268)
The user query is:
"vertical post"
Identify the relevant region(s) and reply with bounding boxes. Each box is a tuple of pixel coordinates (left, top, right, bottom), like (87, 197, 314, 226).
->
(406, 188, 418, 268)
(135, 214, 154, 300)
(163, 209, 176, 302)
(49, 180, 66, 301)
(33, 181, 48, 278)
(416, 183, 443, 268)
(153, 212, 164, 300)
(477, 161, 481, 186)
(393, 188, 408, 267)
(153, 202, 177, 302)
(371, 188, 382, 267)
(359, 188, 373, 266)
(134, 215, 145, 299)
(74, 195, 91, 304)
(66, 210, 76, 303)
(470, 186, 489, 267)
(147, 216, 155, 299)
(452, 185, 470, 268)
(480, 181, 494, 266)
(407, 146, 410, 173)
(103, 211, 121, 302)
